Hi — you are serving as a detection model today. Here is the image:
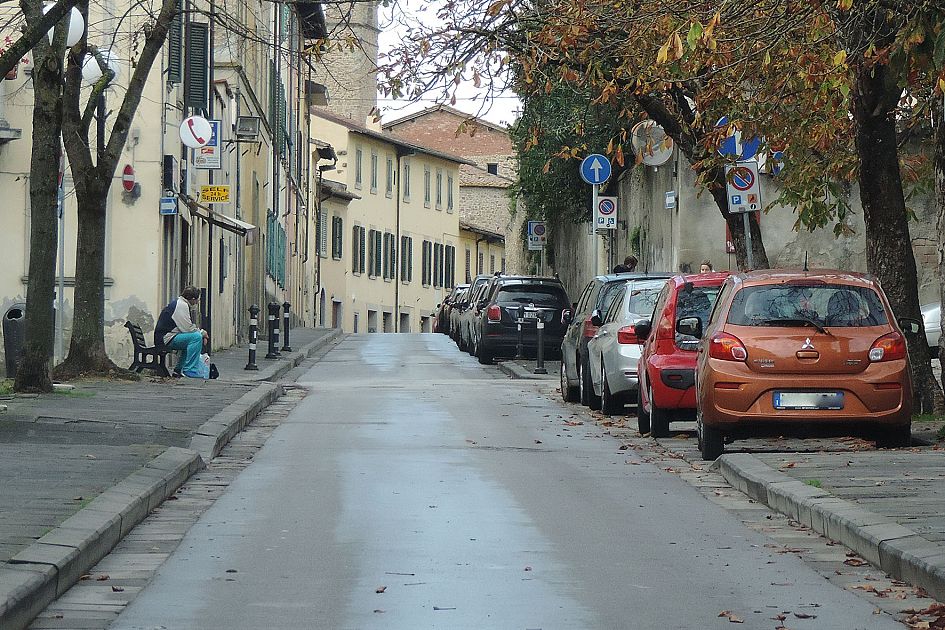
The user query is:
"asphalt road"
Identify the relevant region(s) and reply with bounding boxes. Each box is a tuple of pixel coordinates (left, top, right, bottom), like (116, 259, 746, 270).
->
(111, 333, 901, 629)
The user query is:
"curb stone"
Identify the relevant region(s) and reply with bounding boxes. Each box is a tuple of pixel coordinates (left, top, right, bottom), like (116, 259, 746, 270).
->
(251, 328, 343, 383)
(717, 452, 945, 602)
(496, 360, 554, 380)
(0, 372, 287, 630)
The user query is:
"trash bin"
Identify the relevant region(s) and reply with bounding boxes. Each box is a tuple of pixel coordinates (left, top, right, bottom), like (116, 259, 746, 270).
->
(3, 303, 26, 379)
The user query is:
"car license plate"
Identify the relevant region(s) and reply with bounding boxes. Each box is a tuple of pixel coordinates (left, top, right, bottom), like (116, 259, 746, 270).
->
(524, 311, 539, 320)
(773, 391, 844, 410)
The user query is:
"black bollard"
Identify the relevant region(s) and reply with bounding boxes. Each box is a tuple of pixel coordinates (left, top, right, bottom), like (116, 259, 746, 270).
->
(265, 301, 281, 359)
(245, 304, 260, 370)
(534, 319, 547, 374)
(515, 304, 525, 360)
(282, 301, 292, 352)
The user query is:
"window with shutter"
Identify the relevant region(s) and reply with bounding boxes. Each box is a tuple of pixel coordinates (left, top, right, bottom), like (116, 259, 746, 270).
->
(167, 0, 183, 83)
(435, 170, 442, 209)
(359, 226, 366, 273)
(465, 248, 471, 283)
(433, 243, 442, 287)
(422, 240, 431, 286)
(352, 226, 359, 273)
(368, 230, 377, 277)
(318, 212, 328, 257)
(382, 233, 390, 279)
(332, 217, 343, 260)
(408, 238, 414, 282)
(374, 232, 382, 278)
(184, 22, 209, 110)
(385, 156, 393, 198)
(447, 175, 454, 212)
(423, 168, 431, 208)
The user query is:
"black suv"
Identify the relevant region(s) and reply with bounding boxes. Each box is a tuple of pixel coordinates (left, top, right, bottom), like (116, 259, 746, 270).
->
(471, 275, 570, 364)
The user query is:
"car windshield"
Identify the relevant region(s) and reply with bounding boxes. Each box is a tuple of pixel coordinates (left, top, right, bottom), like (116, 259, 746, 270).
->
(675, 285, 722, 348)
(727, 283, 888, 327)
(496, 285, 568, 307)
(627, 282, 666, 316)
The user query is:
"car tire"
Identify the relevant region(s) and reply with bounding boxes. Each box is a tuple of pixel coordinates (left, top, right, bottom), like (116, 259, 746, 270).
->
(649, 383, 670, 437)
(601, 366, 623, 415)
(697, 410, 724, 460)
(875, 424, 911, 449)
(637, 386, 650, 435)
(560, 360, 578, 402)
(477, 340, 492, 365)
(579, 358, 601, 410)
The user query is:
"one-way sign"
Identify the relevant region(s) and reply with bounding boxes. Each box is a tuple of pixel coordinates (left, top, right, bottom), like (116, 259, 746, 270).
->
(580, 154, 611, 185)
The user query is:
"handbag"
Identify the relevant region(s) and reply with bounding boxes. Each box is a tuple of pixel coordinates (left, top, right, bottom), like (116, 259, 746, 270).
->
(209, 363, 219, 379)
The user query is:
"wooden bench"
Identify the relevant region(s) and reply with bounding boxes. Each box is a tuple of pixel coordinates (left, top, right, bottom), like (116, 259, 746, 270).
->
(124, 321, 171, 377)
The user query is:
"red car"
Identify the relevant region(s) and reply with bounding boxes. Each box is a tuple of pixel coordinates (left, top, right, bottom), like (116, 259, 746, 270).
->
(634, 273, 730, 436)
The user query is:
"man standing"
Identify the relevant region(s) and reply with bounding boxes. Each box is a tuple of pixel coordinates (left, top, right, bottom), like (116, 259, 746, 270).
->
(154, 286, 208, 378)
(613, 255, 638, 274)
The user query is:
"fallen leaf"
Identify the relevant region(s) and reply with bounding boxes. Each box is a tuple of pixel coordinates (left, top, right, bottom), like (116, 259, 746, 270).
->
(73, 496, 83, 501)
(373, 609, 385, 613)
(618, 444, 630, 450)
(79, 574, 92, 581)
(781, 462, 797, 468)
(95, 574, 110, 581)
(794, 612, 817, 619)
(376, 586, 387, 593)
(225, 569, 238, 573)
(524, 566, 532, 571)
(111, 586, 124, 592)
(844, 557, 869, 566)
(433, 606, 457, 611)
(85, 454, 97, 459)
(718, 610, 744, 623)
(534, 440, 542, 444)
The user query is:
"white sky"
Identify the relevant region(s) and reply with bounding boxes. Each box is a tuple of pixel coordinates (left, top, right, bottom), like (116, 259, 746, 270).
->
(376, 1, 522, 128)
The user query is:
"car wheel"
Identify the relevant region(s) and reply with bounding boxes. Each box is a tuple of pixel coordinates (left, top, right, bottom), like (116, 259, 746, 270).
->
(560, 360, 578, 402)
(648, 383, 670, 437)
(601, 365, 622, 415)
(875, 424, 911, 449)
(477, 341, 492, 364)
(579, 358, 601, 410)
(697, 410, 724, 460)
(637, 386, 650, 435)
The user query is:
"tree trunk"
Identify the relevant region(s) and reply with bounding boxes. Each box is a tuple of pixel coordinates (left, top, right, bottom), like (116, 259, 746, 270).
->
(706, 168, 770, 271)
(14, 43, 63, 392)
(53, 180, 119, 378)
(851, 61, 940, 414)
(935, 97, 945, 400)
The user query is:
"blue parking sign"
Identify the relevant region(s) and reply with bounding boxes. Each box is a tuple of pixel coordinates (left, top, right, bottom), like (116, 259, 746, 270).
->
(731, 194, 742, 205)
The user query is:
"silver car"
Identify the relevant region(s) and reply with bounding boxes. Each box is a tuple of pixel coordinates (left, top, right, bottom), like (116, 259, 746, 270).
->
(922, 302, 940, 350)
(587, 278, 668, 415)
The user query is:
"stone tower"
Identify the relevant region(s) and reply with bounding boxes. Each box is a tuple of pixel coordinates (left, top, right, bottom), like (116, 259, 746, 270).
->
(315, 1, 380, 125)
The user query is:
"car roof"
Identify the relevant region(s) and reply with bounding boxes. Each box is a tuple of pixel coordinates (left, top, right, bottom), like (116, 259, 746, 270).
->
(732, 269, 879, 289)
(595, 272, 673, 282)
(668, 271, 731, 288)
(494, 276, 565, 285)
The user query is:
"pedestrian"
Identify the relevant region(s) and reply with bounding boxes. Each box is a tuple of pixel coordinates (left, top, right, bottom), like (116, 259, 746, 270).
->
(154, 286, 209, 378)
(700, 260, 713, 273)
(613, 255, 638, 274)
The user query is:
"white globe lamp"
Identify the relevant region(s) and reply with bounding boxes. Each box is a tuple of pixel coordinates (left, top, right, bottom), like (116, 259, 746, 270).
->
(43, 4, 85, 48)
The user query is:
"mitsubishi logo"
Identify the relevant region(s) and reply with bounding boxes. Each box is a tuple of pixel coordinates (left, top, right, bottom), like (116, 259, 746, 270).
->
(801, 338, 815, 350)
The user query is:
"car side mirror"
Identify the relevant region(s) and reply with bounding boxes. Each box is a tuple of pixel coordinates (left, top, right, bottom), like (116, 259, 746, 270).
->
(677, 316, 702, 339)
(634, 319, 652, 340)
(561, 309, 573, 325)
(898, 317, 921, 335)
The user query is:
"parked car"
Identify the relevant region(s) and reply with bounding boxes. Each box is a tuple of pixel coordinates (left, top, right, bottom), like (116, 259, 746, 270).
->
(635, 272, 729, 436)
(695, 270, 917, 460)
(560, 273, 671, 408)
(458, 274, 493, 352)
(472, 275, 570, 364)
(436, 284, 468, 334)
(587, 278, 669, 415)
(922, 302, 940, 350)
(449, 286, 470, 341)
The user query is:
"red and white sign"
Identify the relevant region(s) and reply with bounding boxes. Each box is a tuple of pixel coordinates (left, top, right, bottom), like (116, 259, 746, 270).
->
(122, 164, 135, 192)
(179, 115, 213, 149)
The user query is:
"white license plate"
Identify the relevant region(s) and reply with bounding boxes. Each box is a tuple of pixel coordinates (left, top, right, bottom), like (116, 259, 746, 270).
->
(523, 312, 539, 319)
(773, 391, 844, 410)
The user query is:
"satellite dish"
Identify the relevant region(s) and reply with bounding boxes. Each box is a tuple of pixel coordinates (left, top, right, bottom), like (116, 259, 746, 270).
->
(631, 120, 674, 167)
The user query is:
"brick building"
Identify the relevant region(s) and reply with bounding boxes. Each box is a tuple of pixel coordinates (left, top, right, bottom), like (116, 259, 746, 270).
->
(384, 105, 525, 274)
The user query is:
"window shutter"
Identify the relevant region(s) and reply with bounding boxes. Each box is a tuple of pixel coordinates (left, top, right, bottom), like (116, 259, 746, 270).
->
(382, 233, 390, 279)
(352, 226, 358, 273)
(167, 0, 183, 83)
(184, 22, 209, 110)
(375, 232, 382, 277)
(359, 227, 366, 273)
(318, 212, 328, 256)
(408, 238, 414, 282)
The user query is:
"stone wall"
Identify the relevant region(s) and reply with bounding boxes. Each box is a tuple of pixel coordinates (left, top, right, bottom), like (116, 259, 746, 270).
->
(314, 1, 379, 124)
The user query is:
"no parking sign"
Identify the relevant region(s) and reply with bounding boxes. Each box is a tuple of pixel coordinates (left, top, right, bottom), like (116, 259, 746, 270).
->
(596, 196, 618, 229)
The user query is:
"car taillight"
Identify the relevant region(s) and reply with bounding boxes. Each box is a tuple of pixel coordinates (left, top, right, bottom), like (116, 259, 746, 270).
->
(617, 325, 640, 344)
(709, 332, 747, 361)
(870, 332, 906, 362)
(583, 318, 598, 338)
(487, 305, 502, 322)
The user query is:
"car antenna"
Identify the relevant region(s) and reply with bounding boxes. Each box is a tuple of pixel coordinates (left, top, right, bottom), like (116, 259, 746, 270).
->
(803, 252, 809, 272)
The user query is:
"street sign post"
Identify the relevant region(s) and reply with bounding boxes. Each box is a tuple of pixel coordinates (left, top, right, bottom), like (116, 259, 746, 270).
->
(527, 220, 546, 251)
(580, 154, 612, 274)
(596, 196, 617, 230)
(195, 121, 222, 170)
(725, 160, 762, 269)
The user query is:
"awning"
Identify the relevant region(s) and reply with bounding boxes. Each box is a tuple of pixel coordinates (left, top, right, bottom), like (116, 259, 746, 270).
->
(186, 196, 259, 245)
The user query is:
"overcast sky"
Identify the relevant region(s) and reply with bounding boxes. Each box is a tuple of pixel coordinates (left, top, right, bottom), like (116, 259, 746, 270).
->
(376, 1, 522, 128)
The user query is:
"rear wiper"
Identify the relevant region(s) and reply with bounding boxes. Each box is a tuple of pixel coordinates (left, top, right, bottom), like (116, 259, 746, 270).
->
(761, 318, 832, 336)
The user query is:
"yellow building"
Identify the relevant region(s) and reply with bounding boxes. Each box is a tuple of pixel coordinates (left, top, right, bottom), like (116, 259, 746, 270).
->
(459, 223, 506, 284)
(312, 111, 470, 333)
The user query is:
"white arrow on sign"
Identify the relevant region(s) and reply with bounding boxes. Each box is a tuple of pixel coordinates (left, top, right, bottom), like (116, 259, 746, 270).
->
(590, 158, 604, 180)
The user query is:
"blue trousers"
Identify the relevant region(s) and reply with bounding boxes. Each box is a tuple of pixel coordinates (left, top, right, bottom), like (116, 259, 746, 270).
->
(168, 331, 204, 377)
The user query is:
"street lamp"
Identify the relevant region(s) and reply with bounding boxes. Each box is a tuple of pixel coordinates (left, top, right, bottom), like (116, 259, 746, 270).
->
(42, 4, 84, 47)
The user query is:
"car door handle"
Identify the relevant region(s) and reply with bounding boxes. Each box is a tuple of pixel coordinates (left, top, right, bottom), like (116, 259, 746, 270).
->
(598, 330, 609, 336)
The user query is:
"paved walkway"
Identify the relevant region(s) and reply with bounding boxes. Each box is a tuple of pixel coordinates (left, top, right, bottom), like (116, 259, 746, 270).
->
(0, 326, 342, 628)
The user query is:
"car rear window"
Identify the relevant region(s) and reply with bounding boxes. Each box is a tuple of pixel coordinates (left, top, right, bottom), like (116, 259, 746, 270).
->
(727, 284, 888, 327)
(627, 282, 666, 316)
(675, 285, 722, 348)
(496, 285, 568, 307)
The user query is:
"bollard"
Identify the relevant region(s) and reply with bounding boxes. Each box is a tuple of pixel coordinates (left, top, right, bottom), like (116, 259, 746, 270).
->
(534, 320, 547, 374)
(515, 304, 525, 360)
(282, 302, 292, 352)
(265, 301, 281, 359)
(244, 304, 260, 370)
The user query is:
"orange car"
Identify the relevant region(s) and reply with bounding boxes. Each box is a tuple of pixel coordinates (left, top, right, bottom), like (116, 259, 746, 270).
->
(694, 270, 917, 460)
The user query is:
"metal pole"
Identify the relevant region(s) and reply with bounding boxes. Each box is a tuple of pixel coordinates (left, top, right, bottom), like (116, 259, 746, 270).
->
(245, 304, 259, 370)
(265, 301, 281, 358)
(743, 211, 754, 270)
(592, 183, 599, 275)
(534, 320, 547, 374)
(55, 149, 65, 364)
(515, 304, 524, 360)
(281, 301, 292, 351)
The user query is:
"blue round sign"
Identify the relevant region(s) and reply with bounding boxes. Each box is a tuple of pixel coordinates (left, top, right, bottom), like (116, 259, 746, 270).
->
(580, 154, 612, 185)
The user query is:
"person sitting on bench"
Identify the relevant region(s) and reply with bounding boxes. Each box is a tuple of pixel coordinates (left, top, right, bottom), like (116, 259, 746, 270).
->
(154, 286, 208, 378)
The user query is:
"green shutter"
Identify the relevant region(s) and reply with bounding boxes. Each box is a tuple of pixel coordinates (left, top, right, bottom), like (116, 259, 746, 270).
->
(184, 22, 209, 110)
(167, 0, 183, 83)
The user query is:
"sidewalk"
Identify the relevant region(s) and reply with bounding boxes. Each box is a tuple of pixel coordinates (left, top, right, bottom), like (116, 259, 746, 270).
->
(496, 358, 560, 380)
(0, 326, 343, 629)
